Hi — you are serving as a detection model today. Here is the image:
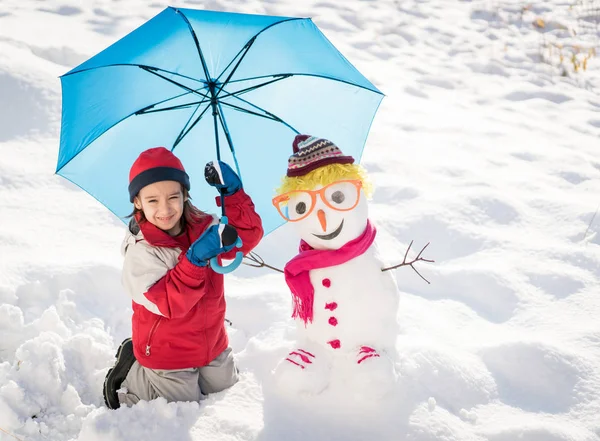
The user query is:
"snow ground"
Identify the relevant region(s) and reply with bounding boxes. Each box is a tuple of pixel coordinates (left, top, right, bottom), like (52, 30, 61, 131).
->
(0, 0, 599, 440)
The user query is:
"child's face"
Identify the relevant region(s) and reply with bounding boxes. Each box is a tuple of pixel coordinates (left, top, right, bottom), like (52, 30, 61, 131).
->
(134, 180, 187, 235)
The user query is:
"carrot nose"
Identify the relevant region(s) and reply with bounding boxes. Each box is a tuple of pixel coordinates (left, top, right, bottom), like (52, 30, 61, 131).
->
(317, 209, 327, 232)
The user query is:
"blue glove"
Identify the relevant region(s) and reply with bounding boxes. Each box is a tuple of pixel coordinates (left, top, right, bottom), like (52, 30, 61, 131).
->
(186, 224, 239, 267)
(204, 161, 242, 196)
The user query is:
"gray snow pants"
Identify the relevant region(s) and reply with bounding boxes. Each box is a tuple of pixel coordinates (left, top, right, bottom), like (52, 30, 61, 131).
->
(117, 347, 238, 407)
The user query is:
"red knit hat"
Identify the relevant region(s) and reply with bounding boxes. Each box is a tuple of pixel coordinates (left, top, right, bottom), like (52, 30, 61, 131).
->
(287, 135, 355, 177)
(128, 147, 190, 202)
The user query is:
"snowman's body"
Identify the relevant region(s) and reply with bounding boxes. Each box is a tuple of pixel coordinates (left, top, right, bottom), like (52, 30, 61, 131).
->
(272, 136, 401, 395)
(275, 234, 401, 396)
(300, 244, 399, 353)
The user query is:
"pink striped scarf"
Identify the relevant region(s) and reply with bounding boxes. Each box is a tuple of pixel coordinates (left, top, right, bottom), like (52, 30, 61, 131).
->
(284, 220, 376, 324)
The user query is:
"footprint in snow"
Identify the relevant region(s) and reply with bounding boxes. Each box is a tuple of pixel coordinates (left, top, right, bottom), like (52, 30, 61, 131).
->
(480, 341, 589, 414)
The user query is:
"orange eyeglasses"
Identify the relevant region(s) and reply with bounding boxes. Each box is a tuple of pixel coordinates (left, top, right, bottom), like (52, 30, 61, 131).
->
(272, 180, 363, 222)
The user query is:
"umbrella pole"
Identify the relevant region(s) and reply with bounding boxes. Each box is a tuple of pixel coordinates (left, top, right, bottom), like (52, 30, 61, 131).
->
(209, 81, 226, 219)
(207, 80, 244, 274)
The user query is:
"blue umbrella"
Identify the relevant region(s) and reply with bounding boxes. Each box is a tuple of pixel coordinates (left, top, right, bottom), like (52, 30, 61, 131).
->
(57, 7, 383, 269)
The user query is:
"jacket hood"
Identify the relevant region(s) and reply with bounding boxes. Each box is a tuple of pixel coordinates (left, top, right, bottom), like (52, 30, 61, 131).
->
(121, 217, 144, 256)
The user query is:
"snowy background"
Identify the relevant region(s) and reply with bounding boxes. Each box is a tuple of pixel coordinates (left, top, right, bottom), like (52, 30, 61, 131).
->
(1, 0, 600, 440)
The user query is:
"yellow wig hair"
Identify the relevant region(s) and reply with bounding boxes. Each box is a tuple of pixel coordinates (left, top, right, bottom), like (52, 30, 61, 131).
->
(275, 163, 373, 198)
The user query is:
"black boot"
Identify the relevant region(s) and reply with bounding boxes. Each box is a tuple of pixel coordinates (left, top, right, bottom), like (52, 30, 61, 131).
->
(103, 338, 135, 409)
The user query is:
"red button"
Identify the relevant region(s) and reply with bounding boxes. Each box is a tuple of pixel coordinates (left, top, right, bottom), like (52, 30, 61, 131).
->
(325, 302, 337, 311)
(322, 279, 331, 287)
(328, 317, 338, 326)
(327, 339, 341, 349)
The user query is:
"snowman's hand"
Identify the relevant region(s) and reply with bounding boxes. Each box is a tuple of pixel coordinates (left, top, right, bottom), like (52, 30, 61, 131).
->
(381, 241, 434, 284)
(285, 349, 316, 369)
(356, 346, 380, 364)
(242, 251, 284, 273)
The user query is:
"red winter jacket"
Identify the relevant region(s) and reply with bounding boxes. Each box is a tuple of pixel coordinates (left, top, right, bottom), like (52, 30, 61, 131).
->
(121, 190, 263, 369)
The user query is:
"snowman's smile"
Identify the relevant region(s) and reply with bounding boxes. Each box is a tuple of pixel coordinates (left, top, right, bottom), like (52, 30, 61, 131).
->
(313, 220, 344, 240)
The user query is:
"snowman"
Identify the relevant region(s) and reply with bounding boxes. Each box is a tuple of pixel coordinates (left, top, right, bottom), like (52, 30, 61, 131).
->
(271, 134, 402, 396)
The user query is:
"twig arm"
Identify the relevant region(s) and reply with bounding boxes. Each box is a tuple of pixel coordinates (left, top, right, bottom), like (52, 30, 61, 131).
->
(243, 251, 284, 273)
(381, 241, 434, 284)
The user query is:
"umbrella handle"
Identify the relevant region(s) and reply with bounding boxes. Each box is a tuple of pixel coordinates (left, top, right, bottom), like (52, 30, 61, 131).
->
(209, 241, 243, 274)
(209, 217, 244, 274)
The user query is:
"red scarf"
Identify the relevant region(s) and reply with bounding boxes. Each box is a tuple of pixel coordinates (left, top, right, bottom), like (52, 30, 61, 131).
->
(284, 220, 376, 324)
(135, 212, 212, 251)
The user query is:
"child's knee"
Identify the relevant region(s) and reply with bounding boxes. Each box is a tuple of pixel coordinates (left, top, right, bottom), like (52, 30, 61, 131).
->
(198, 348, 239, 394)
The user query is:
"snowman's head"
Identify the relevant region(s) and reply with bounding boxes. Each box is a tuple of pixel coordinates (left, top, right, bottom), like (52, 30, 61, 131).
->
(273, 135, 373, 250)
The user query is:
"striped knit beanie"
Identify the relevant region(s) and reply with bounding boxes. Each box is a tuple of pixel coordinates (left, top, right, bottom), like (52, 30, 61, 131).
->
(128, 147, 190, 202)
(287, 135, 355, 177)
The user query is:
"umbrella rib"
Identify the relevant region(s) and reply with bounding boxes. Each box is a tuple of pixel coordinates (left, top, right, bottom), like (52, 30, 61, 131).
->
(219, 101, 279, 121)
(140, 66, 210, 97)
(135, 85, 210, 115)
(227, 73, 383, 95)
(174, 8, 212, 82)
(136, 98, 212, 115)
(215, 102, 243, 182)
(215, 39, 255, 97)
(218, 75, 291, 101)
(171, 101, 204, 149)
(216, 105, 235, 152)
(214, 17, 303, 83)
(214, 40, 254, 85)
(61, 63, 207, 85)
(229, 94, 298, 130)
(220, 101, 299, 134)
(172, 102, 213, 149)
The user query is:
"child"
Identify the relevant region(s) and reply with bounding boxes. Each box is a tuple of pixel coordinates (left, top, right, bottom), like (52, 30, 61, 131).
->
(103, 147, 263, 408)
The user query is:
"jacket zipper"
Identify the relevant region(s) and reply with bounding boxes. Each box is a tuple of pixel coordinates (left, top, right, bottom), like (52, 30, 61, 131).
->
(145, 317, 162, 356)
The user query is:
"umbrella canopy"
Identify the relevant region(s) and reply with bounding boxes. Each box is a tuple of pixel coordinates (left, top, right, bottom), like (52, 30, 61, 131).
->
(58, 6, 383, 234)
